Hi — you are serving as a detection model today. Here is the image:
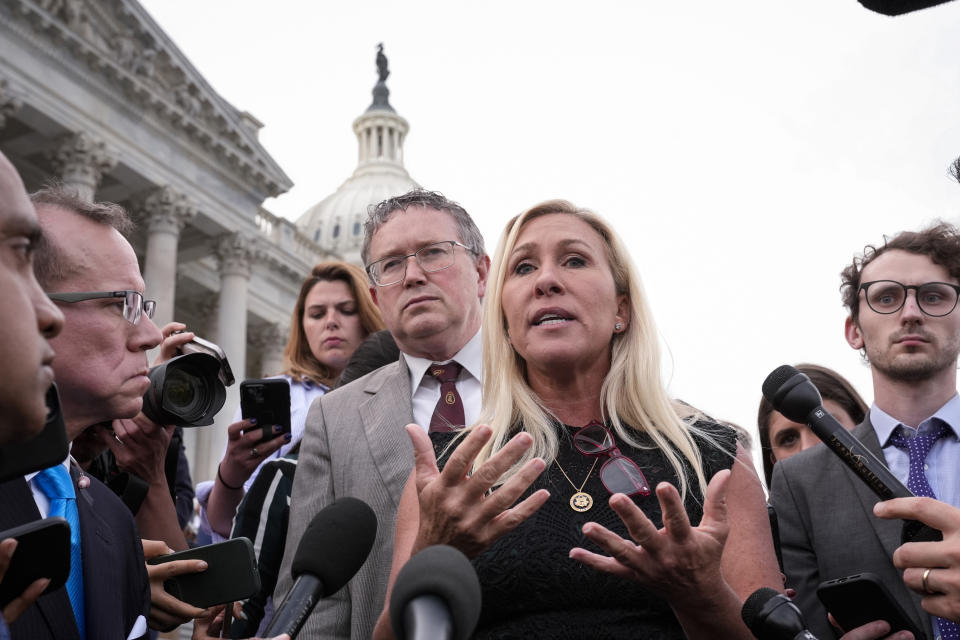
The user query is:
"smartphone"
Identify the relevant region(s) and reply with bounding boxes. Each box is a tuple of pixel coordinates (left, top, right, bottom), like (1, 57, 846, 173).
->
(240, 378, 291, 444)
(147, 537, 260, 609)
(817, 572, 924, 638)
(0, 384, 69, 483)
(0, 517, 71, 608)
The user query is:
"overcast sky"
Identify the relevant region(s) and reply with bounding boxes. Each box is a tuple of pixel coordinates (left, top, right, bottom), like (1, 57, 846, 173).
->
(140, 0, 960, 475)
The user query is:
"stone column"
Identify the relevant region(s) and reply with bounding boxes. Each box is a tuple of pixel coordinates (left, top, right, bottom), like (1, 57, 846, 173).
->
(0, 79, 23, 130)
(53, 132, 115, 202)
(139, 187, 196, 330)
(250, 322, 289, 378)
(192, 233, 255, 482)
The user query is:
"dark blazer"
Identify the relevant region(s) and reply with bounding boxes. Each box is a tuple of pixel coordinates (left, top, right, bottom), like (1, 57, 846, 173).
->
(769, 417, 932, 639)
(275, 359, 415, 639)
(0, 467, 150, 640)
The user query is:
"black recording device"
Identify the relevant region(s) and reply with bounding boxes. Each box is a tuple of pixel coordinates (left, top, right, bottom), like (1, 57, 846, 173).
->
(817, 573, 924, 639)
(147, 537, 260, 609)
(762, 365, 941, 544)
(0, 384, 69, 483)
(0, 517, 71, 608)
(389, 545, 482, 640)
(742, 587, 820, 640)
(141, 332, 233, 427)
(264, 497, 377, 639)
(240, 378, 291, 443)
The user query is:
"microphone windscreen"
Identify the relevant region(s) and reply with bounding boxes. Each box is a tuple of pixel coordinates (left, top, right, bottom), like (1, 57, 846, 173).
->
(291, 496, 377, 597)
(389, 545, 481, 640)
(741, 587, 781, 629)
(761, 364, 799, 402)
(858, 0, 955, 15)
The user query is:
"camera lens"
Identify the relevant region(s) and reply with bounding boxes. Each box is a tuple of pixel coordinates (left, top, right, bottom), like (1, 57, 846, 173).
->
(142, 353, 226, 427)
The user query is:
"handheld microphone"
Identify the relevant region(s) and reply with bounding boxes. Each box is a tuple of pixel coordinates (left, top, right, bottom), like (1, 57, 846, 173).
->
(742, 587, 819, 640)
(264, 497, 377, 638)
(857, 0, 955, 16)
(762, 364, 940, 543)
(388, 545, 481, 640)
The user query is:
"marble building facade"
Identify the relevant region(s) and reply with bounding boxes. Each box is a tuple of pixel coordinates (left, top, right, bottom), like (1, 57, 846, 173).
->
(0, 0, 338, 482)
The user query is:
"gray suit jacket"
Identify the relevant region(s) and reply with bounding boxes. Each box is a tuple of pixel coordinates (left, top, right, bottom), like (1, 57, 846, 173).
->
(769, 417, 932, 639)
(274, 359, 415, 639)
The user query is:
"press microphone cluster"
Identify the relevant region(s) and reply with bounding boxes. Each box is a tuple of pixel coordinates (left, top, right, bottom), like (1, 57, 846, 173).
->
(389, 545, 482, 640)
(264, 497, 378, 639)
(761, 364, 940, 543)
(742, 587, 819, 640)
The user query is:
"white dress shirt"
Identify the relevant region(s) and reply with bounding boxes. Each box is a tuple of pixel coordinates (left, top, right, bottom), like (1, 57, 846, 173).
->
(404, 330, 483, 433)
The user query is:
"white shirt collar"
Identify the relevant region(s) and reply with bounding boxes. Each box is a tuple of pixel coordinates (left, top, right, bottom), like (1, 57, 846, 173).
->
(403, 329, 483, 396)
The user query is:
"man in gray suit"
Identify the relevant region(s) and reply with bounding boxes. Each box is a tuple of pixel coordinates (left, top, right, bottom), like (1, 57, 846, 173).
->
(771, 221, 960, 640)
(275, 189, 489, 639)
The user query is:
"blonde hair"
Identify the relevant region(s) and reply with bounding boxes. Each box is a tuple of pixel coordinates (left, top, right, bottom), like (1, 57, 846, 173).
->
(281, 261, 385, 386)
(474, 200, 712, 500)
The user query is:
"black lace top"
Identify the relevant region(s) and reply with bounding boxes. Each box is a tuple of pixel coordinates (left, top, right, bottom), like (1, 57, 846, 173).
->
(431, 419, 737, 640)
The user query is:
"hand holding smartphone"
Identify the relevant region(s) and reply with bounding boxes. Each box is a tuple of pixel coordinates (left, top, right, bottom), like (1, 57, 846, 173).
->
(147, 538, 260, 609)
(817, 572, 924, 638)
(240, 378, 291, 444)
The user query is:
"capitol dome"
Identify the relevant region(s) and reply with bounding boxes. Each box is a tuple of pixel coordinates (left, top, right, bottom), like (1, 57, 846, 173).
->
(297, 45, 419, 266)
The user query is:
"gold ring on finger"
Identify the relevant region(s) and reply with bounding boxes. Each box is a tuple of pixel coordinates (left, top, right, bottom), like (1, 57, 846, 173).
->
(922, 568, 934, 594)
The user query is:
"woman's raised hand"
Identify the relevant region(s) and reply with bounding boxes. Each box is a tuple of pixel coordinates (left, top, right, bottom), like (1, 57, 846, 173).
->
(570, 468, 731, 606)
(406, 424, 550, 557)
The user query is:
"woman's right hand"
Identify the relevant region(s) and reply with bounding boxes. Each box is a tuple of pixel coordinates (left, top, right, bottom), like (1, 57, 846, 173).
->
(406, 424, 550, 558)
(217, 418, 290, 489)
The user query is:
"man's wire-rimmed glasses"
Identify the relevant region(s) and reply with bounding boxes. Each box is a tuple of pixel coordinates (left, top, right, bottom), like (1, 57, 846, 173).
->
(365, 241, 472, 287)
(47, 290, 157, 325)
(859, 280, 960, 317)
(573, 421, 652, 497)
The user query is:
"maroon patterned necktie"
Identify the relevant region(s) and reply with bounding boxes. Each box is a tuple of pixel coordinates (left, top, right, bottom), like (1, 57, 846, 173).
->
(428, 362, 464, 433)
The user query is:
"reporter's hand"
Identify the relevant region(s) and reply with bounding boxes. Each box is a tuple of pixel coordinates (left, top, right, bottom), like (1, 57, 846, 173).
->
(106, 414, 173, 484)
(191, 603, 290, 640)
(154, 322, 194, 366)
(875, 497, 960, 623)
(407, 424, 549, 557)
(833, 615, 914, 640)
(142, 539, 206, 631)
(0, 538, 48, 623)
(217, 418, 289, 490)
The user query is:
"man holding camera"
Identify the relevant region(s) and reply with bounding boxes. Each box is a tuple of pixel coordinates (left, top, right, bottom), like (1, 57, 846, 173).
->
(0, 183, 204, 639)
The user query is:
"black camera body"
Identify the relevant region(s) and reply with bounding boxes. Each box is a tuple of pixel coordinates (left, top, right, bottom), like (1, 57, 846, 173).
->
(141, 334, 234, 428)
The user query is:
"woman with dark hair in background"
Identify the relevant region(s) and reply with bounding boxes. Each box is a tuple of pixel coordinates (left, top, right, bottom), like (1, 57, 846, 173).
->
(757, 363, 867, 487)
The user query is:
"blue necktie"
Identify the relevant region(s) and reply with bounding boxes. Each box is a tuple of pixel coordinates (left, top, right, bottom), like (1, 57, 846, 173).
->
(33, 466, 85, 639)
(889, 422, 959, 640)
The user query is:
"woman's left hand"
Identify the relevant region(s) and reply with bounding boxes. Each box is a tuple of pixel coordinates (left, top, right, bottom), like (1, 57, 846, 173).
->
(569, 468, 731, 605)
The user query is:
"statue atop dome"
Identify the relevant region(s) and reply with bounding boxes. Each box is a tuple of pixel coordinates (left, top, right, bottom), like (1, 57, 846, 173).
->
(376, 43, 389, 83)
(369, 43, 394, 112)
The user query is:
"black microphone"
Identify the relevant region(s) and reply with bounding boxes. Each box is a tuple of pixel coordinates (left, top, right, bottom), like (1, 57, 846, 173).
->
(857, 0, 955, 16)
(742, 587, 820, 640)
(264, 497, 377, 638)
(388, 545, 481, 640)
(762, 364, 940, 543)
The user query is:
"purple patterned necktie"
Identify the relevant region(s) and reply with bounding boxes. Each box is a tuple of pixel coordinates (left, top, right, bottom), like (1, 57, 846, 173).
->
(428, 362, 464, 433)
(889, 421, 959, 640)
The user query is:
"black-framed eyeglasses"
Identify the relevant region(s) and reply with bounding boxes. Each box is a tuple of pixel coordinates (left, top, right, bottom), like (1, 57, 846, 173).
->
(859, 280, 960, 318)
(573, 421, 651, 497)
(47, 290, 157, 325)
(365, 241, 472, 287)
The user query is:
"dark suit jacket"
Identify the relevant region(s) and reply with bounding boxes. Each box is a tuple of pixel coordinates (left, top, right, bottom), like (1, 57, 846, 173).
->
(770, 417, 932, 639)
(0, 467, 150, 640)
(275, 359, 415, 639)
